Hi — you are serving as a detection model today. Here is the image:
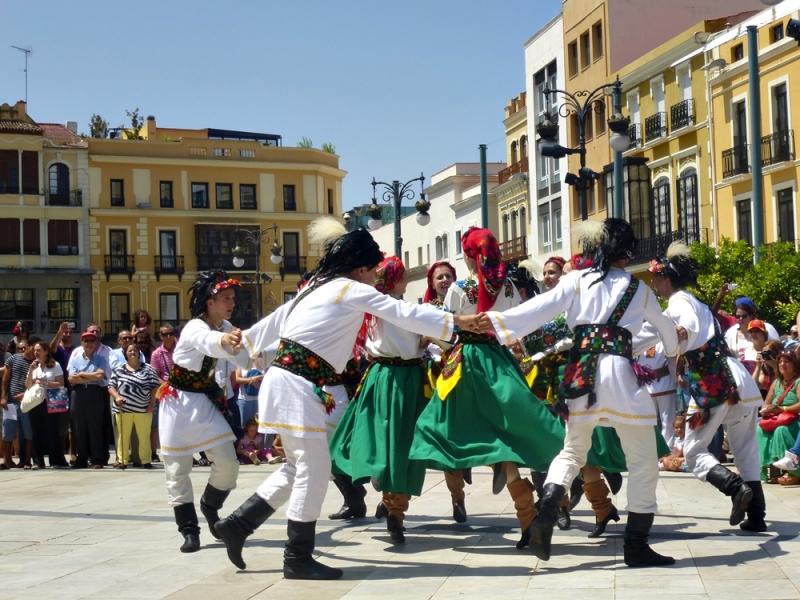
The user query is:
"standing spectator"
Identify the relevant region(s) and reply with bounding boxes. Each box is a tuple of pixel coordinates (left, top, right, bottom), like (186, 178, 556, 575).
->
(149, 324, 178, 462)
(7, 321, 29, 355)
(49, 322, 75, 463)
(2, 339, 36, 469)
(724, 297, 780, 363)
(25, 341, 68, 468)
(68, 330, 110, 469)
(109, 330, 146, 371)
(109, 344, 161, 469)
(234, 356, 264, 431)
(135, 327, 154, 363)
(132, 309, 153, 337)
(68, 323, 111, 364)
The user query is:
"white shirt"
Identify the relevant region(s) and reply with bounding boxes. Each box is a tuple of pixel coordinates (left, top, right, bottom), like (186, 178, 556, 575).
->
(637, 343, 676, 395)
(445, 276, 521, 316)
(172, 318, 249, 373)
(724, 321, 780, 363)
(366, 318, 424, 360)
(32, 363, 63, 386)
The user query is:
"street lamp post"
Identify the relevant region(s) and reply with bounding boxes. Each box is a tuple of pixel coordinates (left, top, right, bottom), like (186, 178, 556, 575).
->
(367, 174, 431, 258)
(231, 224, 283, 321)
(536, 78, 630, 221)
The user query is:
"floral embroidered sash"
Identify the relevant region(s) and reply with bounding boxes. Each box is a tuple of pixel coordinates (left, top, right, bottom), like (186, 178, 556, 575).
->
(159, 355, 232, 422)
(272, 339, 339, 414)
(681, 334, 739, 429)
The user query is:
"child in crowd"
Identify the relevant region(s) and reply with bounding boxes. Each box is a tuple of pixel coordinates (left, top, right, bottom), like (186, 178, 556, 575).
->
(660, 414, 687, 472)
(237, 419, 271, 465)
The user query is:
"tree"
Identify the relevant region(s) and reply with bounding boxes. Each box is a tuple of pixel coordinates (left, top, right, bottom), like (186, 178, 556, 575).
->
(88, 114, 109, 138)
(125, 108, 144, 140)
(297, 137, 314, 149)
(321, 142, 336, 154)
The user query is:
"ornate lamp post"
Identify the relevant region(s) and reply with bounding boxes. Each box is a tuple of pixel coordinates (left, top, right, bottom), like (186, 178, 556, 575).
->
(231, 224, 283, 321)
(536, 78, 630, 221)
(367, 174, 431, 258)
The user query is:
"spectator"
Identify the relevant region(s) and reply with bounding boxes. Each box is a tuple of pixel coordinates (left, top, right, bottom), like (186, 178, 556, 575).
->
(109, 343, 160, 469)
(132, 309, 153, 337)
(109, 330, 146, 371)
(659, 414, 687, 472)
(773, 429, 800, 473)
(234, 356, 264, 430)
(149, 324, 178, 462)
(68, 330, 110, 469)
(2, 339, 36, 469)
(135, 327, 154, 363)
(724, 296, 780, 363)
(49, 322, 75, 461)
(237, 419, 270, 465)
(749, 320, 781, 398)
(7, 321, 29, 355)
(25, 341, 69, 468)
(757, 351, 800, 485)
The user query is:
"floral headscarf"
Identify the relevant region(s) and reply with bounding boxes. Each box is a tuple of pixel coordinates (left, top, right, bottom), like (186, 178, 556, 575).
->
(544, 256, 566, 271)
(461, 227, 506, 312)
(423, 261, 457, 303)
(374, 255, 406, 295)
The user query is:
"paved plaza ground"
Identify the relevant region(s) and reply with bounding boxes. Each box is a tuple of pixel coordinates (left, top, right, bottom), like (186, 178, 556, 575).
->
(0, 463, 798, 600)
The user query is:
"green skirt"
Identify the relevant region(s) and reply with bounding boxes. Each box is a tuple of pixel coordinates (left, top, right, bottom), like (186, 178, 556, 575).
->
(757, 420, 800, 479)
(329, 361, 429, 496)
(586, 426, 671, 473)
(409, 342, 565, 471)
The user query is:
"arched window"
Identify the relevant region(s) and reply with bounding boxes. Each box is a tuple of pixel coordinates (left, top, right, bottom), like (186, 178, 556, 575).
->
(651, 176, 671, 239)
(510, 141, 518, 166)
(519, 136, 528, 161)
(677, 167, 699, 242)
(502, 213, 510, 242)
(520, 206, 527, 238)
(510, 210, 518, 240)
(441, 233, 449, 259)
(48, 163, 70, 205)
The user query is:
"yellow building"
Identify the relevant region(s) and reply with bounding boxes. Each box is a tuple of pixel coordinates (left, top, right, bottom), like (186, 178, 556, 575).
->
(708, 3, 800, 249)
(88, 116, 345, 335)
(0, 101, 92, 337)
(496, 91, 531, 262)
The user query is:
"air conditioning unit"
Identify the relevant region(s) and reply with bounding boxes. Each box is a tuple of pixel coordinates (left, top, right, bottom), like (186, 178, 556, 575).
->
(136, 201, 152, 209)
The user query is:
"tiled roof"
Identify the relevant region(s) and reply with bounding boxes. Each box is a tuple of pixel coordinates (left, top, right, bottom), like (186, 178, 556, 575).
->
(39, 123, 84, 146)
(0, 120, 42, 135)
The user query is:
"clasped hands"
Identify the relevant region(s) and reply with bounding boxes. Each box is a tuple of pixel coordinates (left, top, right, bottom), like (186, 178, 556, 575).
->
(454, 313, 496, 335)
(222, 328, 245, 354)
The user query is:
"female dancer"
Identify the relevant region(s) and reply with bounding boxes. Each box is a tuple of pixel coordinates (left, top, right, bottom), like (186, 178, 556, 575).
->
(216, 220, 480, 579)
(410, 227, 565, 549)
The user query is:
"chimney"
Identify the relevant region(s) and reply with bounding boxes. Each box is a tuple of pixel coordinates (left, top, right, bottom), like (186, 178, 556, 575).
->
(66, 121, 78, 134)
(146, 115, 156, 140)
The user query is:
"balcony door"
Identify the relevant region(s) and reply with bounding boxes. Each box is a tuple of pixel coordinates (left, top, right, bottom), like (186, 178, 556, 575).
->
(283, 232, 300, 272)
(773, 83, 789, 134)
(159, 230, 177, 271)
(109, 293, 130, 334)
(109, 229, 127, 270)
(677, 168, 699, 242)
(651, 177, 672, 239)
(734, 100, 747, 147)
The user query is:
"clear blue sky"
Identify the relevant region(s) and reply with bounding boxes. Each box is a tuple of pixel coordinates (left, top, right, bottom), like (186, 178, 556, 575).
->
(2, 0, 561, 210)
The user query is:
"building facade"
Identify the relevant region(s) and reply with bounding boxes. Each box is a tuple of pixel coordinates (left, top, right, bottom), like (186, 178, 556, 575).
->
(0, 101, 92, 337)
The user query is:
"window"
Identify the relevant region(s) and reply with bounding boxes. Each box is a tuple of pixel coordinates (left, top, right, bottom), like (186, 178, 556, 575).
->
(283, 292, 297, 303)
(510, 141, 518, 165)
(47, 289, 78, 325)
(417, 246, 423, 266)
(239, 149, 255, 158)
(732, 43, 744, 62)
(404, 250, 410, 266)
(584, 109, 594, 140)
(282, 232, 301, 272)
(736, 198, 753, 245)
(553, 198, 563, 249)
(160, 181, 173, 208)
(283, 184, 297, 211)
(158, 230, 177, 271)
(652, 177, 672, 238)
(0, 219, 20, 254)
(110, 179, 124, 207)
(580, 31, 591, 70)
(539, 204, 552, 252)
(520, 136, 528, 160)
(592, 21, 603, 60)
(23, 219, 39, 255)
(0, 150, 19, 194)
(188, 147, 207, 157)
(442, 233, 449, 258)
(48, 220, 79, 255)
(48, 163, 69, 203)
(568, 41, 578, 77)
(625, 160, 653, 242)
(216, 183, 233, 209)
(240, 184, 257, 210)
(196, 225, 256, 270)
(0, 289, 34, 333)
(426, 243, 430, 264)
(109, 293, 130, 332)
(777, 188, 795, 243)
(502, 214, 510, 243)
(109, 229, 127, 256)
(327, 188, 334, 214)
(159, 293, 180, 327)
(455, 230, 462, 256)
(595, 100, 606, 135)
(771, 23, 784, 43)
(191, 182, 209, 208)
(21, 151, 37, 194)
(677, 168, 699, 242)
(212, 147, 231, 157)
(435, 236, 443, 260)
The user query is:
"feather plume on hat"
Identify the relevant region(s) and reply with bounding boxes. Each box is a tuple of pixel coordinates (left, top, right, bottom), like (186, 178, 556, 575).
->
(666, 240, 691, 260)
(308, 217, 346, 251)
(573, 219, 606, 248)
(517, 258, 541, 281)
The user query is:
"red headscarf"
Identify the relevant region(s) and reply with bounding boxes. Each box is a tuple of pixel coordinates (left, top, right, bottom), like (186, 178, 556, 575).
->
(423, 261, 457, 303)
(544, 256, 566, 271)
(461, 227, 506, 312)
(355, 256, 406, 356)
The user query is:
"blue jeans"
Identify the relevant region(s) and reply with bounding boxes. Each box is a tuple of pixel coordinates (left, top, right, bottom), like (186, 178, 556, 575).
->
(237, 398, 258, 428)
(2, 403, 33, 441)
(789, 430, 800, 456)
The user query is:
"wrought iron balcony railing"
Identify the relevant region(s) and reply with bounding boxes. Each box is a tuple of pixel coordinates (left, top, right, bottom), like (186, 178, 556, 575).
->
(631, 230, 698, 265)
(154, 255, 185, 281)
(280, 255, 307, 276)
(628, 123, 642, 149)
(198, 253, 256, 271)
(670, 99, 695, 130)
(45, 189, 82, 206)
(104, 254, 135, 281)
(722, 145, 749, 178)
(644, 112, 667, 143)
(761, 129, 794, 167)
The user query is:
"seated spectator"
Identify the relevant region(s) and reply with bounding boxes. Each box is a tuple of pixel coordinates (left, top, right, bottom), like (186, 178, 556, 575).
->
(757, 351, 800, 485)
(237, 418, 270, 465)
(660, 413, 687, 472)
(109, 344, 160, 469)
(773, 429, 800, 473)
(25, 341, 69, 469)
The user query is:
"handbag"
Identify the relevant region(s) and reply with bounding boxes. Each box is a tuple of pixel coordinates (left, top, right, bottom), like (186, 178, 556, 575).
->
(46, 387, 70, 414)
(20, 383, 46, 413)
(759, 378, 800, 433)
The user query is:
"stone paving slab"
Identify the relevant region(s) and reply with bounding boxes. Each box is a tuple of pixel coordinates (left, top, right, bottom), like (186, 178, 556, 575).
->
(0, 465, 798, 599)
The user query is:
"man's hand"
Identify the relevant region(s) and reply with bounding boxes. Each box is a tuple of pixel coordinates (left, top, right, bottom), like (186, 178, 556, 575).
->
(223, 328, 243, 352)
(476, 312, 495, 333)
(454, 314, 480, 333)
(676, 326, 688, 342)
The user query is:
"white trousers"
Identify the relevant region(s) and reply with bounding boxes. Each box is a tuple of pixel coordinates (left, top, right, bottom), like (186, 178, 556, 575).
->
(653, 392, 678, 450)
(545, 418, 659, 514)
(256, 433, 331, 522)
(163, 442, 239, 506)
(683, 401, 760, 482)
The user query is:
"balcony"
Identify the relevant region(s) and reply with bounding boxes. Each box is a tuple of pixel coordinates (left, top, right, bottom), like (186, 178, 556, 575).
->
(644, 112, 667, 143)
(279, 255, 307, 278)
(154, 255, 185, 281)
(722, 145, 749, 178)
(628, 123, 642, 149)
(761, 130, 794, 167)
(102, 320, 130, 337)
(500, 236, 527, 261)
(498, 160, 529, 184)
(198, 253, 256, 271)
(631, 230, 684, 265)
(104, 254, 135, 281)
(670, 99, 694, 130)
(46, 190, 82, 207)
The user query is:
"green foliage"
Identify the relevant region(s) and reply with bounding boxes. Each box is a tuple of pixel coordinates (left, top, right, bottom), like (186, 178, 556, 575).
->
(297, 137, 314, 149)
(321, 142, 336, 154)
(88, 113, 109, 138)
(125, 108, 144, 140)
(690, 238, 800, 332)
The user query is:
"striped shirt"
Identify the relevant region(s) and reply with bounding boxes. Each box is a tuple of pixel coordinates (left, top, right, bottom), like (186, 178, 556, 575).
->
(109, 363, 161, 413)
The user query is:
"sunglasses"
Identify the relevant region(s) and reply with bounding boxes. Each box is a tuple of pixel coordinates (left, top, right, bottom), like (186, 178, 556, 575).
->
(160, 332, 175, 337)
(735, 314, 750, 320)
(16, 346, 28, 352)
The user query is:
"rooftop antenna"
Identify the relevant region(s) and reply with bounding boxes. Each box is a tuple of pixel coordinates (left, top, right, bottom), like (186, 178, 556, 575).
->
(10, 45, 32, 104)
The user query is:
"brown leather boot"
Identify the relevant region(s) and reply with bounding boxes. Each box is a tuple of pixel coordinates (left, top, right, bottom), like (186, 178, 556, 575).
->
(383, 492, 410, 544)
(444, 470, 467, 523)
(583, 478, 620, 538)
(507, 477, 538, 549)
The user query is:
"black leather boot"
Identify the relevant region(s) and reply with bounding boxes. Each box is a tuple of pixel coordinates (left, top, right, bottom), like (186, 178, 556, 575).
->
(528, 483, 565, 560)
(328, 474, 367, 520)
(739, 480, 767, 532)
(705, 464, 753, 525)
(452, 499, 467, 523)
(386, 514, 406, 544)
(215, 494, 275, 569)
(492, 463, 507, 495)
(603, 471, 623, 495)
(568, 472, 584, 510)
(375, 501, 388, 520)
(623, 512, 675, 567)
(199, 484, 230, 540)
(284, 520, 343, 580)
(173, 503, 201, 553)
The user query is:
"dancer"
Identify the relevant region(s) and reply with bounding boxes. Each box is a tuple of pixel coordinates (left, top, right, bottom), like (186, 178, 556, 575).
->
(410, 227, 566, 550)
(157, 271, 250, 553)
(330, 256, 431, 544)
(216, 220, 480, 579)
(480, 218, 679, 567)
(649, 243, 766, 532)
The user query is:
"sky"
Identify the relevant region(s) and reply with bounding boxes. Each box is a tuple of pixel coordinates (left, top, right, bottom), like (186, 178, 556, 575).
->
(2, 0, 562, 210)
